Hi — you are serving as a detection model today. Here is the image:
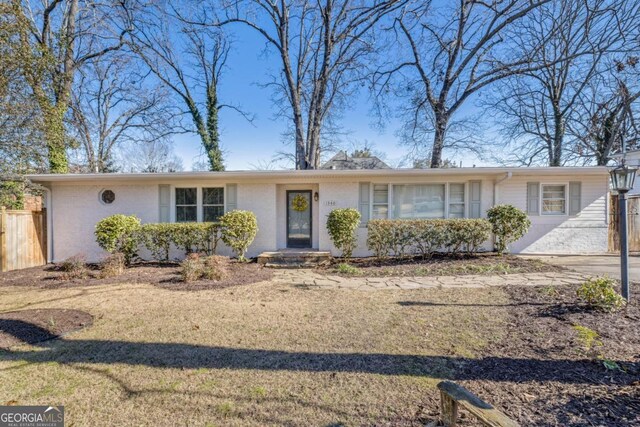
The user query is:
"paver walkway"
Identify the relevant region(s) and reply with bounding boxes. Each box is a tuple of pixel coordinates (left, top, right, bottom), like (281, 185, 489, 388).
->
(272, 269, 592, 290)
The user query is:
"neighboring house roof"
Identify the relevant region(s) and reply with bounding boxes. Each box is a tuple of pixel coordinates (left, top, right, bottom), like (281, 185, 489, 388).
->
(26, 166, 608, 185)
(320, 151, 390, 170)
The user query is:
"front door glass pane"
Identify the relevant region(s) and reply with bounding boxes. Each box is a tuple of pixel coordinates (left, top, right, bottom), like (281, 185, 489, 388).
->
(287, 191, 311, 247)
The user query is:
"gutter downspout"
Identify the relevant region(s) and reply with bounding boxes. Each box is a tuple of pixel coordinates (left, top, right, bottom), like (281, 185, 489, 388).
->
(41, 186, 53, 263)
(492, 172, 513, 250)
(493, 172, 513, 206)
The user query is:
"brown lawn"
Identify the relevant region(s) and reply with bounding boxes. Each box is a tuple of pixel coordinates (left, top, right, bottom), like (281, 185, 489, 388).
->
(0, 266, 638, 426)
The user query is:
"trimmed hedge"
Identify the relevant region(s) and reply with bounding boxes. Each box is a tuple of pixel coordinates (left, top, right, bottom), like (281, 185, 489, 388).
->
(95, 210, 256, 262)
(139, 222, 221, 260)
(326, 208, 361, 258)
(366, 219, 492, 259)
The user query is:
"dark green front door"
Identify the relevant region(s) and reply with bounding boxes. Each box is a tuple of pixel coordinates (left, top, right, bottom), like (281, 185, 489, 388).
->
(287, 190, 312, 248)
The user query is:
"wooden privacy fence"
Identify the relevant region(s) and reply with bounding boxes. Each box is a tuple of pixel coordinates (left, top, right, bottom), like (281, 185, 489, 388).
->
(0, 208, 47, 272)
(608, 194, 640, 252)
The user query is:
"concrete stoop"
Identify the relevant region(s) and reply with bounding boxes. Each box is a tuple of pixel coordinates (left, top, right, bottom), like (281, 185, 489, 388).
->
(257, 250, 332, 268)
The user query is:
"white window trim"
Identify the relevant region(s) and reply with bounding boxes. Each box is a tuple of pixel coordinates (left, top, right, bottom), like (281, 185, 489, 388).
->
(540, 183, 568, 216)
(171, 185, 226, 223)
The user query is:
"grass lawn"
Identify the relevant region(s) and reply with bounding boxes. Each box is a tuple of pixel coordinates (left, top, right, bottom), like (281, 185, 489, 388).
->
(0, 268, 638, 426)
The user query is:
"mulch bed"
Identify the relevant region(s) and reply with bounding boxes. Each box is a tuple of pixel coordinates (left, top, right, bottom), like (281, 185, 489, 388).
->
(0, 261, 273, 291)
(429, 284, 640, 426)
(320, 253, 566, 277)
(0, 308, 92, 349)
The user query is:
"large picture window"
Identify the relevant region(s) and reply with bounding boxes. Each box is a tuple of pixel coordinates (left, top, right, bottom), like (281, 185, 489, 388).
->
(203, 187, 224, 221)
(542, 184, 566, 215)
(393, 184, 445, 219)
(176, 188, 197, 222)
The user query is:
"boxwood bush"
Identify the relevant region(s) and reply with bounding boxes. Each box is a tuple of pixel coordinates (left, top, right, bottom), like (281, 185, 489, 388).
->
(326, 208, 361, 258)
(95, 214, 141, 264)
(486, 204, 531, 254)
(219, 210, 258, 261)
(366, 218, 492, 259)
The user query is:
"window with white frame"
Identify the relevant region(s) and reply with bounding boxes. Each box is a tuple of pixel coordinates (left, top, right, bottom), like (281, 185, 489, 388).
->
(393, 184, 445, 219)
(176, 188, 197, 222)
(203, 187, 224, 221)
(542, 184, 566, 215)
(372, 184, 389, 219)
(448, 183, 465, 218)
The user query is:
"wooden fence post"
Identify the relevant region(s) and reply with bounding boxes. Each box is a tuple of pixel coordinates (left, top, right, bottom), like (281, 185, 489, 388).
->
(0, 207, 6, 272)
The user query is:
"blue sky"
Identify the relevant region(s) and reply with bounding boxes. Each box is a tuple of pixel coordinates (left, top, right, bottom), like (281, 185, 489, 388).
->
(171, 24, 485, 171)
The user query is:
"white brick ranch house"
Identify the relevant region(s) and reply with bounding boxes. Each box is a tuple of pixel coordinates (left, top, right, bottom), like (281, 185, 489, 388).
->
(27, 166, 609, 262)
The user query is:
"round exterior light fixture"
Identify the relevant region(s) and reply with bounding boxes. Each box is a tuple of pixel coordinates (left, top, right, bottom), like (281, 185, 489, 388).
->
(609, 164, 638, 194)
(100, 189, 115, 204)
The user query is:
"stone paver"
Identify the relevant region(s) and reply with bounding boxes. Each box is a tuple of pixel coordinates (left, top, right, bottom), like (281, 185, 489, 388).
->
(272, 269, 592, 290)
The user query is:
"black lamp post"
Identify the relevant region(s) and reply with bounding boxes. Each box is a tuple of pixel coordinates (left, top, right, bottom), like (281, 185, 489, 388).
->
(609, 163, 637, 302)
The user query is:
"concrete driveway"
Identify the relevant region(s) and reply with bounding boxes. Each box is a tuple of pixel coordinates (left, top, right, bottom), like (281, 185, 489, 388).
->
(522, 254, 640, 281)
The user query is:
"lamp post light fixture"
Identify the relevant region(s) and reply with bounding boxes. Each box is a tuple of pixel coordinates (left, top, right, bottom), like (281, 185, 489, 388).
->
(609, 163, 638, 302)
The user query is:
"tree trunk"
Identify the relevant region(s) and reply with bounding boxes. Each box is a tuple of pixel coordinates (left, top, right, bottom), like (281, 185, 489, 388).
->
(42, 104, 69, 173)
(430, 111, 448, 168)
(550, 104, 564, 166)
(206, 83, 224, 171)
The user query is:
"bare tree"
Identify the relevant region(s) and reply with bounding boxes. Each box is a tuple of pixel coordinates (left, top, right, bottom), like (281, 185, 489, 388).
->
(119, 138, 184, 173)
(201, 0, 407, 169)
(374, 0, 555, 168)
(489, 0, 638, 166)
(569, 56, 640, 165)
(68, 56, 176, 173)
(129, 3, 251, 171)
(9, 0, 132, 173)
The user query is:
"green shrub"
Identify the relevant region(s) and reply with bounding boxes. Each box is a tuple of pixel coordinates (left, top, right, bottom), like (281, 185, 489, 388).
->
(94, 214, 141, 264)
(577, 277, 626, 312)
(326, 208, 361, 258)
(170, 222, 221, 256)
(336, 263, 360, 275)
(486, 205, 531, 254)
(59, 255, 88, 280)
(139, 223, 174, 261)
(100, 253, 126, 278)
(366, 218, 492, 258)
(180, 253, 229, 282)
(219, 210, 258, 261)
(366, 219, 395, 259)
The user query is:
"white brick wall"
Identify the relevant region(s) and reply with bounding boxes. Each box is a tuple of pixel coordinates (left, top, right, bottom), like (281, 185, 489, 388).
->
(47, 172, 610, 262)
(51, 184, 158, 262)
(497, 175, 608, 254)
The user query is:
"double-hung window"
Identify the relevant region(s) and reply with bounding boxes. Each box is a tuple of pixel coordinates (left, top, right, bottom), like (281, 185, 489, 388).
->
(448, 183, 465, 218)
(203, 188, 224, 222)
(176, 188, 197, 222)
(372, 184, 389, 219)
(542, 184, 566, 215)
(393, 184, 445, 219)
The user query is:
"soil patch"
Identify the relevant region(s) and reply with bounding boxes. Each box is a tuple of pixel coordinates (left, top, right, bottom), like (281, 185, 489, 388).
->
(0, 309, 92, 349)
(320, 253, 565, 277)
(448, 284, 640, 426)
(0, 261, 273, 291)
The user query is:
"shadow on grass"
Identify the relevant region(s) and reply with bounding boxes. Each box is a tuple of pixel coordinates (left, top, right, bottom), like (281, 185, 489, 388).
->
(0, 323, 635, 385)
(398, 301, 552, 308)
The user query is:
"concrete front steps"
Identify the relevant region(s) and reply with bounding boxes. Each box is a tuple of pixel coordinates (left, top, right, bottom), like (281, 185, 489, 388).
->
(257, 249, 332, 268)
